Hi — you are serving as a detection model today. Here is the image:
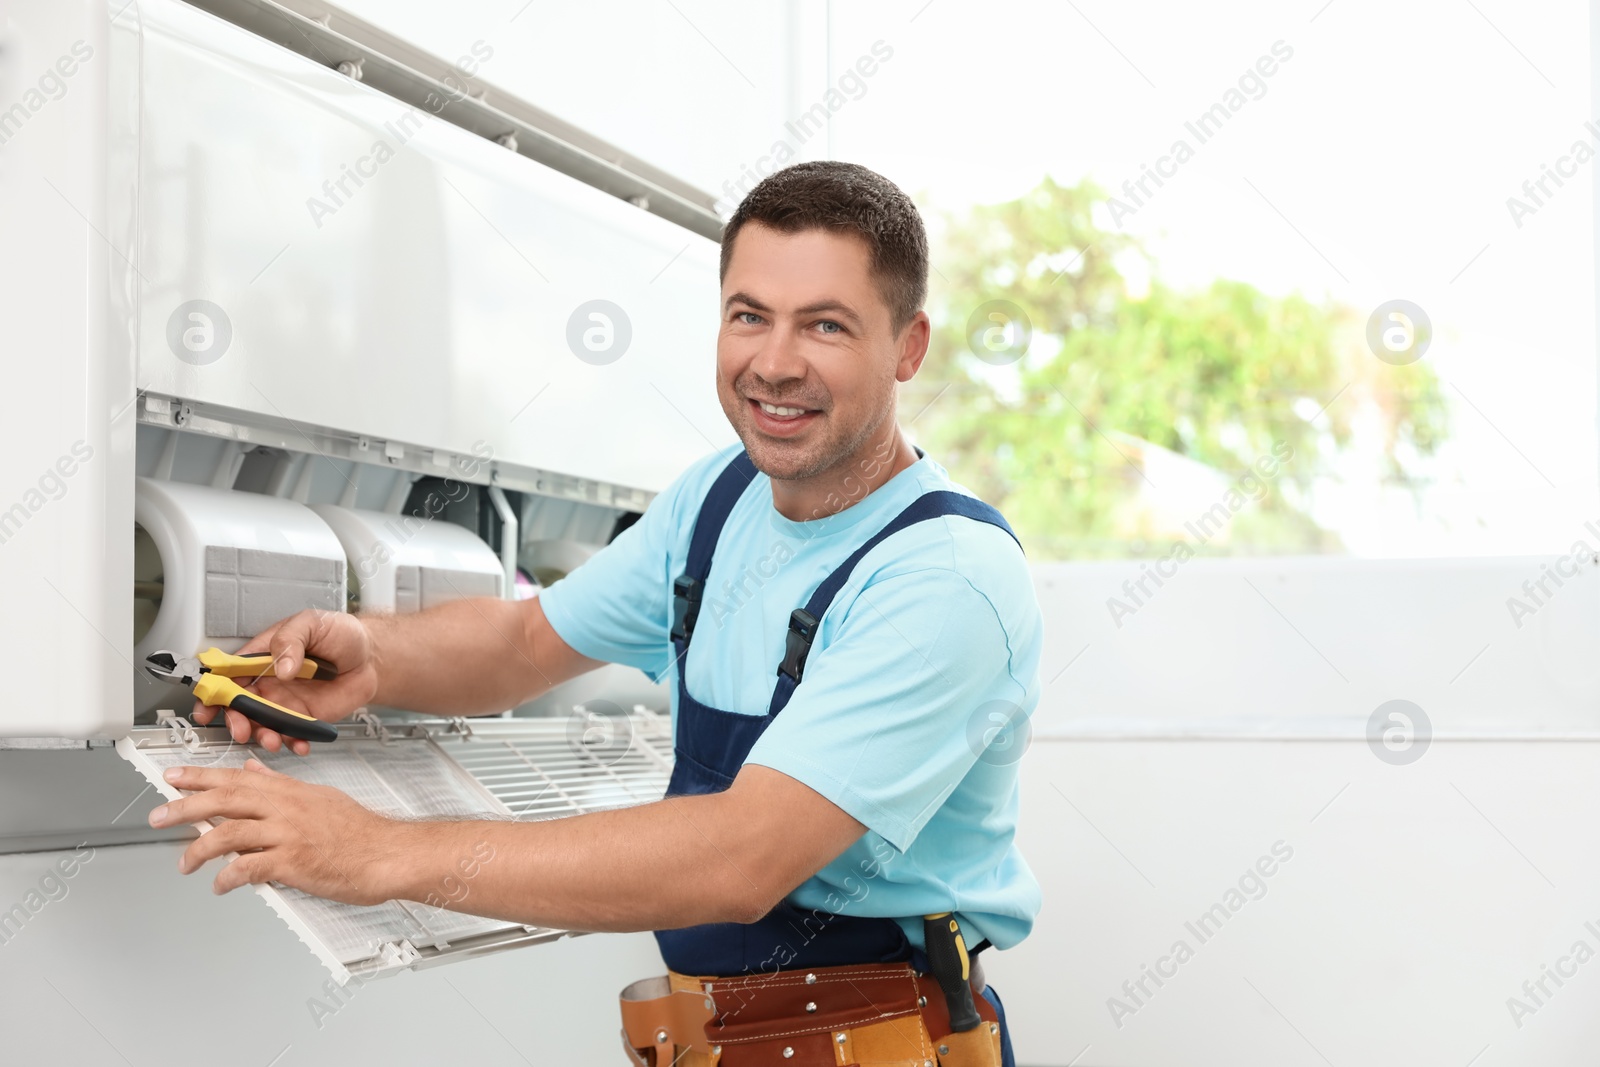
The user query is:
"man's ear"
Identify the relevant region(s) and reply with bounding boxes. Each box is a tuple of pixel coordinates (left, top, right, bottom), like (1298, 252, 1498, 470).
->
(896, 310, 931, 383)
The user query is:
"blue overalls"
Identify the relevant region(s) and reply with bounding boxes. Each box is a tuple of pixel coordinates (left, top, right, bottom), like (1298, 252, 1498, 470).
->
(653, 448, 1020, 1066)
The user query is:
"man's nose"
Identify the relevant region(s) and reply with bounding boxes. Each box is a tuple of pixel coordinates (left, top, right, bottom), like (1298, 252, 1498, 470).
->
(749, 323, 808, 385)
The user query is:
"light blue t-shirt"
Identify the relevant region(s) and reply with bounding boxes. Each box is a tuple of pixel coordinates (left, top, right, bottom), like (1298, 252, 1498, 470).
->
(538, 440, 1043, 953)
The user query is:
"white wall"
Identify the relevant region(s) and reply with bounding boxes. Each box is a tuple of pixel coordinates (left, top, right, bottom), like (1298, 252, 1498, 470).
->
(994, 737, 1600, 1066)
(0, 837, 661, 1064)
(988, 557, 1600, 1065)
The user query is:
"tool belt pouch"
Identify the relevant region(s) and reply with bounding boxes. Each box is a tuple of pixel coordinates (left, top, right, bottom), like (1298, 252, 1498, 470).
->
(911, 972, 1003, 1067)
(619, 963, 1001, 1067)
(619, 975, 714, 1066)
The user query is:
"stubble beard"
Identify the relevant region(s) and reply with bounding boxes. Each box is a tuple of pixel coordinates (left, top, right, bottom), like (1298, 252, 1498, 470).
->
(736, 385, 893, 490)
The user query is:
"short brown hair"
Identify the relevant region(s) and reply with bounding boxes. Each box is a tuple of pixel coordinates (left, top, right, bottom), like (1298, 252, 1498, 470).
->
(720, 161, 928, 334)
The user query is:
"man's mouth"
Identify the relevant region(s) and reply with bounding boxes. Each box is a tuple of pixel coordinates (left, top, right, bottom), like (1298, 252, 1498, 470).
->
(755, 400, 811, 418)
(747, 397, 820, 434)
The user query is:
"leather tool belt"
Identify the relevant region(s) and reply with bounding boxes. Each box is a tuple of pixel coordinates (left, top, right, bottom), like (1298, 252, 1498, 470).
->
(619, 960, 1002, 1067)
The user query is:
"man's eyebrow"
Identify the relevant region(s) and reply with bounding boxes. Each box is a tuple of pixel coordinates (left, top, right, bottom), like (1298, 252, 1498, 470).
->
(724, 292, 772, 313)
(724, 292, 864, 329)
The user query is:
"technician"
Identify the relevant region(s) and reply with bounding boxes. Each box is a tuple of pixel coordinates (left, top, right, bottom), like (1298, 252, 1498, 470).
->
(150, 161, 1042, 1067)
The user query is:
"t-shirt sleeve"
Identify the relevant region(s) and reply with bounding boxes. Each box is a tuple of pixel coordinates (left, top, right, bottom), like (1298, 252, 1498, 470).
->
(536, 457, 710, 683)
(742, 566, 1030, 852)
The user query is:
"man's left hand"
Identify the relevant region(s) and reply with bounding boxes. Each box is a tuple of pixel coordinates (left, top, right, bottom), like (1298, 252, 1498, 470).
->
(149, 760, 403, 905)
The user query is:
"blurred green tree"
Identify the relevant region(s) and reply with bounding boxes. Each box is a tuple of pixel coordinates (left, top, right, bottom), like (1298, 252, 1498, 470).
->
(907, 176, 1449, 560)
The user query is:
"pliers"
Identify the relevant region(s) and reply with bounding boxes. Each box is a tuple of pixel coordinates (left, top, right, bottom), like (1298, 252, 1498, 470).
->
(144, 647, 340, 743)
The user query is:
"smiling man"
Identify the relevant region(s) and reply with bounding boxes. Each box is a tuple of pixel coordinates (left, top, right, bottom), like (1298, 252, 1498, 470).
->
(152, 161, 1041, 1067)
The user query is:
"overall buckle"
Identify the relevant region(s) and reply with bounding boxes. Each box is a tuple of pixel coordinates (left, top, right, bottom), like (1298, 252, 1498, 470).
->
(777, 608, 819, 683)
(671, 574, 703, 642)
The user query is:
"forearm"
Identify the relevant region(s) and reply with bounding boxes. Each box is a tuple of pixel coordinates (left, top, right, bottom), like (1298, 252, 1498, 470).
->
(386, 793, 783, 932)
(362, 595, 598, 716)
(159, 764, 865, 932)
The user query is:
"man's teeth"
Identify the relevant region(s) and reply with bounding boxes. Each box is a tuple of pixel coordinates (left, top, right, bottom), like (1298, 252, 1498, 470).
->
(759, 401, 808, 417)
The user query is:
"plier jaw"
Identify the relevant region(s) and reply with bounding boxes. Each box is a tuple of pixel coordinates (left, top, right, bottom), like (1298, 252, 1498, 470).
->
(142, 651, 205, 687)
(141, 647, 340, 743)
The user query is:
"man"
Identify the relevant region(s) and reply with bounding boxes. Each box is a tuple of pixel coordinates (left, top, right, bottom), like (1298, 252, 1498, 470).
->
(150, 161, 1042, 1067)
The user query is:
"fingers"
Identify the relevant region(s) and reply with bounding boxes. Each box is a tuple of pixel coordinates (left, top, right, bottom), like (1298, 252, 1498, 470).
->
(235, 710, 283, 753)
(221, 710, 310, 756)
(222, 708, 254, 746)
(268, 610, 321, 681)
(149, 778, 270, 830)
(234, 620, 282, 660)
(244, 758, 291, 778)
(185, 607, 366, 744)
(187, 705, 311, 756)
(191, 701, 259, 743)
(159, 764, 278, 795)
(153, 763, 383, 903)
(177, 816, 276, 874)
(214, 853, 276, 895)
(234, 608, 326, 681)
(249, 722, 312, 758)
(189, 703, 255, 745)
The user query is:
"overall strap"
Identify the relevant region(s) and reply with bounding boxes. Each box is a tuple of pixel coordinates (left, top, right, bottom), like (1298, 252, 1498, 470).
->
(671, 450, 758, 648)
(769, 490, 1022, 716)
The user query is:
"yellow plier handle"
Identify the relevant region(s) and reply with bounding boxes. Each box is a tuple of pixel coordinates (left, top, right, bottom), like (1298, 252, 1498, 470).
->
(190, 673, 339, 743)
(196, 647, 338, 682)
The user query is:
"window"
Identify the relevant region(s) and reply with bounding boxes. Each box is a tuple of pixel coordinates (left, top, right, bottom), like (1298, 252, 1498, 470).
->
(825, 0, 1596, 560)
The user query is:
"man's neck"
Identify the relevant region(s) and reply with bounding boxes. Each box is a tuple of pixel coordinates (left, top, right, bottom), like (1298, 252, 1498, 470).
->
(769, 426, 920, 523)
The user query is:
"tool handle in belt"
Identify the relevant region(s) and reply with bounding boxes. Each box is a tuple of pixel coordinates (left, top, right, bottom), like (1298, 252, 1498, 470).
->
(923, 912, 981, 1032)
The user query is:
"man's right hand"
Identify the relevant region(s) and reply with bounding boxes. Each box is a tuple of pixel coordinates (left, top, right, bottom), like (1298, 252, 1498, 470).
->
(191, 609, 379, 756)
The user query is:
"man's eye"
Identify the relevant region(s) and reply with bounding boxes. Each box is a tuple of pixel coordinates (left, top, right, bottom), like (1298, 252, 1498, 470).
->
(735, 311, 763, 325)
(816, 320, 842, 334)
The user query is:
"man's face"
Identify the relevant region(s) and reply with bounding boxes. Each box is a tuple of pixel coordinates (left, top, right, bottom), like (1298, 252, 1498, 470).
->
(717, 222, 920, 483)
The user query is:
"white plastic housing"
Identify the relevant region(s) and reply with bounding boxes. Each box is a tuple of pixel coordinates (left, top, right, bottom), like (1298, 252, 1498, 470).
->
(127, 0, 729, 494)
(0, 0, 132, 738)
(310, 504, 504, 613)
(134, 479, 348, 715)
(0, 0, 727, 739)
